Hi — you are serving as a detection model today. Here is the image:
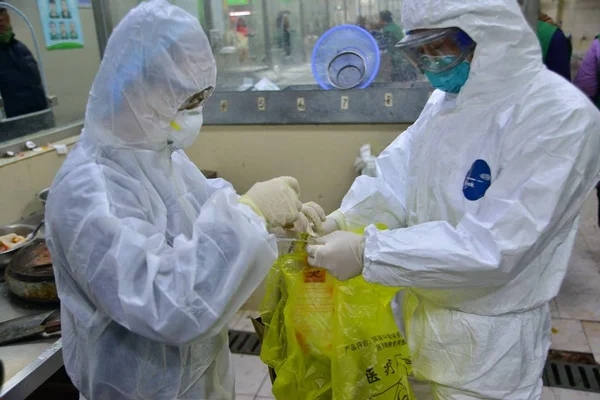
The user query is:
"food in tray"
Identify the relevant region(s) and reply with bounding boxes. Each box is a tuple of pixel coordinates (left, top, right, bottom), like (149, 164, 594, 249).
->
(0, 233, 27, 252)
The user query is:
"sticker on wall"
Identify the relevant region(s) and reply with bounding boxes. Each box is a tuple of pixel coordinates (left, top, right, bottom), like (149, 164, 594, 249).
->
(37, 0, 84, 50)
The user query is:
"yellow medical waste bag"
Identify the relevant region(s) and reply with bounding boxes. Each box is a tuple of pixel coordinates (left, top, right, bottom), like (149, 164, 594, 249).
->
(260, 229, 414, 400)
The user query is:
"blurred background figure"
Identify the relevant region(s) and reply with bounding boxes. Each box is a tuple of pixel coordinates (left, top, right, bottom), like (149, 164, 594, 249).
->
(236, 17, 249, 63)
(574, 34, 600, 227)
(517, 0, 572, 81)
(379, 10, 418, 82)
(536, 12, 572, 81)
(357, 16, 369, 31)
(0, 6, 49, 119)
(574, 34, 600, 106)
(276, 11, 291, 57)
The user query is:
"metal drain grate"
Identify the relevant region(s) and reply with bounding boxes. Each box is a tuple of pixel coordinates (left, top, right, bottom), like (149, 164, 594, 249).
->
(229, 330, 262, 356)
(228, 332, 600, 394)
(543, 361, 600, 393)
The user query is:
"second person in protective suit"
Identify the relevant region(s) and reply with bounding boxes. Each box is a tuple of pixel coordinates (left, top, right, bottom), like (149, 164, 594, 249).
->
(309, 0, 600, 399)
(45, 1, 324, 399)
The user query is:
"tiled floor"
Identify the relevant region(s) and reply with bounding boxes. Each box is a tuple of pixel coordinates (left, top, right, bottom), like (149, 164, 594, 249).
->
(229, 312, 274, 400)
(231, 194, 600, 400)
(551, 195, 600, 364)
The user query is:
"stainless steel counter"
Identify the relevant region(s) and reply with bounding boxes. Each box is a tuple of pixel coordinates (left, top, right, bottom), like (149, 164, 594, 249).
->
(0, 283, 62, 400)
(0, 212, 64, 400)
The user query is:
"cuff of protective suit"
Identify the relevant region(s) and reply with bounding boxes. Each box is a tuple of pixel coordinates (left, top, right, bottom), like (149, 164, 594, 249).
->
(238, 195, 265, 220)
(330, 210, 347, 231)
(361, 225, 407, 286)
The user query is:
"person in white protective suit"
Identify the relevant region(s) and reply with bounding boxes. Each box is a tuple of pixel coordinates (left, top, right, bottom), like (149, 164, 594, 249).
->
(308, 0, 600, 399)
(44, 1, 325, 399)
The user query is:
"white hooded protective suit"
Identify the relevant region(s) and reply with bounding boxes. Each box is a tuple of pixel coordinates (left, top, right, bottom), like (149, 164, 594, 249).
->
(334, 1, 600, 399)
(45, 1, 277, 399)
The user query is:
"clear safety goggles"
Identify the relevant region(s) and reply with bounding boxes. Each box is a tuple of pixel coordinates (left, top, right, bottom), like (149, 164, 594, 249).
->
(179, 86, 214, 111)
(395, 28, 476, 74)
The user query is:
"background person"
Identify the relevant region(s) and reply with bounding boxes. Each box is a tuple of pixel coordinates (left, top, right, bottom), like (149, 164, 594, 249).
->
(0, 6, 49, 119)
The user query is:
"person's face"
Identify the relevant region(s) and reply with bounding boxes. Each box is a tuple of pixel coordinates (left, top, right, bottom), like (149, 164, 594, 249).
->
(421, 37, 462, 58)
(62, 1, 68, 12)
(50, 3, 57, 12)
(70, 23, 75, 32)
(0, 8, 11, 34)
(50, 23, 57, 34)
(60, 24, 66, 34)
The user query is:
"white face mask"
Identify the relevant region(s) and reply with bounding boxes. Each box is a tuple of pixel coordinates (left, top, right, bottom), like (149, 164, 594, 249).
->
(167, 108, 204, 149)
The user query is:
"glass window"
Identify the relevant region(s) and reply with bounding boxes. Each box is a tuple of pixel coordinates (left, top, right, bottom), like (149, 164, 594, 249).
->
(205, 0, 425, 92)
(0, 1, 101, 145)
(97, 0, 431, 126)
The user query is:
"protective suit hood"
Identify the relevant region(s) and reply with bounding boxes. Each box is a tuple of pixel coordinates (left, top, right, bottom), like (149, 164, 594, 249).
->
(402, 0, 544, 102)
(83, 0, 216, 150)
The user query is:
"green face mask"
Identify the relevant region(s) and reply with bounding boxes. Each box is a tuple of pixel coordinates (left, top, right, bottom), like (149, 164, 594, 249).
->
(0, 28, 13, 44)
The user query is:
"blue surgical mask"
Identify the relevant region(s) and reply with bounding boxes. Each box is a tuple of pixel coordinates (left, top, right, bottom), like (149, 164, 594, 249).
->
(425, 56, 471, 93)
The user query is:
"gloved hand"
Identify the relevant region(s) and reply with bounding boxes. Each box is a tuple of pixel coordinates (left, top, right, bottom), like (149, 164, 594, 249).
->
(307, 231, 365, 281)
(241, 177, 302, 228)
(293, 202, 326, 236)
(318, 210, 345, 235)
(353, 156, 367, 176)
(302, 202, 326, 232)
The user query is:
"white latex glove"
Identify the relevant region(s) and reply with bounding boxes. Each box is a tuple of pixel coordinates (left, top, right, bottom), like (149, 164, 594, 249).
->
(319, 210, 345, 235)
(294, 202, 326, 236)
(241, 177, 302, 228)
(353, 156, 367, 175)
(307, 231, 365, 281)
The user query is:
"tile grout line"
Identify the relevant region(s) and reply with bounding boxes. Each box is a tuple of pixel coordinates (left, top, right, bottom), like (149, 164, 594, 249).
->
(581, 321, 600, 364)
(252, 375, 269, 400)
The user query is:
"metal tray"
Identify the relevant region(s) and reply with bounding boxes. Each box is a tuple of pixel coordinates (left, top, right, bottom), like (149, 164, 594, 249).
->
(0, 225, 36, 267)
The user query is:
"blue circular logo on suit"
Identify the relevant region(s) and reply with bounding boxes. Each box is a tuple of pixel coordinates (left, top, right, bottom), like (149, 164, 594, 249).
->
(463, 159, 492, 201)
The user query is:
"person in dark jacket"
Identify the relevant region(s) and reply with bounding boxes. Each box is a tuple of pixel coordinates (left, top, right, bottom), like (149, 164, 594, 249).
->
(0, 7, 49, 119)
(517, 1, 571, 80)
(379, 10, 418, 82)
(536, 13, 572, 81)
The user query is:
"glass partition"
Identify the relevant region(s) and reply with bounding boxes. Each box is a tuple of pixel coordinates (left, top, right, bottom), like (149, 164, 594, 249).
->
(205, 0, 424, 92)
(0, 0, 430, 147)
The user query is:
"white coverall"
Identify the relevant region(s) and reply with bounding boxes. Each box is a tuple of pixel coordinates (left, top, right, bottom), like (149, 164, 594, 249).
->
(334, 0, 600, 398)
(45, 1, 278, 399)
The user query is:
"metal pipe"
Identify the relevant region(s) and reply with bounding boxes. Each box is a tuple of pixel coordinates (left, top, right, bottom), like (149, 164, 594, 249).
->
(260, 0, 273, 69)
(91, 0, 114, 59)
(556, 0, 565, 26)
(299, 0, 307, 62)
